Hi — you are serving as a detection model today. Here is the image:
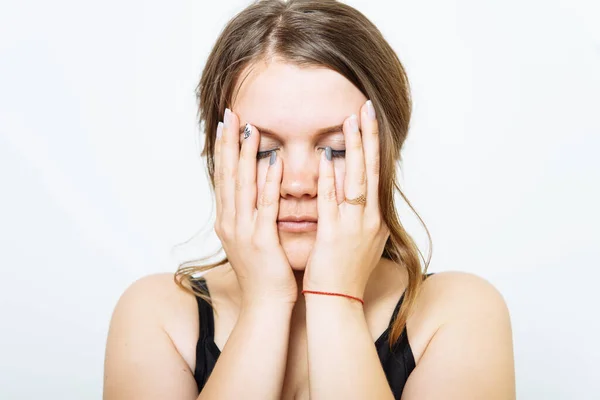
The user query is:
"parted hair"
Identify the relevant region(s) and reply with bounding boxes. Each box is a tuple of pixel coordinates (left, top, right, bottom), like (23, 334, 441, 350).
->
(174, 0, 432, 351)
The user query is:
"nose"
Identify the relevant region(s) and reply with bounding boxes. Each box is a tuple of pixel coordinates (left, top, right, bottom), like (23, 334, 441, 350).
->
(279, 148, 319, 200)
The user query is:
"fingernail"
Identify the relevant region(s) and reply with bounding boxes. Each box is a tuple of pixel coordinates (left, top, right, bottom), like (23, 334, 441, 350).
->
(224, 108, 231, 128)
(325, 146, 332, 161)
(269, 150, 277, 165)
(216, 122, 224, 139)
(349, 114, 359, 133)
(244, 123, 252, 139)
(366, 100, 376, 120)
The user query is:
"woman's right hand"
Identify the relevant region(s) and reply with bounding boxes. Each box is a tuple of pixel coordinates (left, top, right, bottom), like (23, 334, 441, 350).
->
(213, 108, 298, 309)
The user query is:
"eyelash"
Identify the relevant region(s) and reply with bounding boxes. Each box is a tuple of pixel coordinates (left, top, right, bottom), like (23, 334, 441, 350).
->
(256, 148, 346, 160)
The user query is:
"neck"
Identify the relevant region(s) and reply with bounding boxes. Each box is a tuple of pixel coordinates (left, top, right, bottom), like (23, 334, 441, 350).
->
(211, 257, 406, 323)
(291, 269, 307, 325)
(288, 258, 405, 325)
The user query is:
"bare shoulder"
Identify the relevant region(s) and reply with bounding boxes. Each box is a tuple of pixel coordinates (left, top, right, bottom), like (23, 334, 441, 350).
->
(115, 272, 194, 304)
(103, 273, 200, 400)
(110, 272, 201, 365)
(115, 272, 199, 319)
(404, 271, 515, 400)
(420, 271, 510, 317)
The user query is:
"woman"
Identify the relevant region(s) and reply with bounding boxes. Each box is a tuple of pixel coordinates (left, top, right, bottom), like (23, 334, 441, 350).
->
(103, 1, 515, 399)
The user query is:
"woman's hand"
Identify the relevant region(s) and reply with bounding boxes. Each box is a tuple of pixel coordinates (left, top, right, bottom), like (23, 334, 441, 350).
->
(214, 108, 298, 309)
(303, 100, 390, 300)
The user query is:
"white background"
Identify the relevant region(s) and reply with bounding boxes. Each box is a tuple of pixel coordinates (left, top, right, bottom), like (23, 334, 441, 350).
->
(1, 0, 599, 398)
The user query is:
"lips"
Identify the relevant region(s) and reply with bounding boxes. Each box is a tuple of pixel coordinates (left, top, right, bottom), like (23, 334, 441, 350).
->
(277, 220, 318, 232)
(278, 215, 317, 222)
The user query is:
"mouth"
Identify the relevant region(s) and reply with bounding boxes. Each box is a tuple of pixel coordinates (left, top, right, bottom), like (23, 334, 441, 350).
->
(276, 220, 318, 233)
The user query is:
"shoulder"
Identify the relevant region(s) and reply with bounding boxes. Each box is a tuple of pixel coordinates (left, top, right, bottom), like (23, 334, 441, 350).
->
(413, 271, 512, 346)
(421, 271, 510, 318)
(111, 273, 200, 332)
(403, 271, 515, 399)
(115, 272, 198, 308)
(104, 272, 201, 394)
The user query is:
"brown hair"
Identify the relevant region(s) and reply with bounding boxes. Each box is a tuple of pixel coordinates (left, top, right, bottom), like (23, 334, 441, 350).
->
(174, 0, 432, 351)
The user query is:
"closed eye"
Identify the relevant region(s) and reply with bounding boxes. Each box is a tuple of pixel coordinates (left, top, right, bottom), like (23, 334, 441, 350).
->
(256, 149, 346, 159)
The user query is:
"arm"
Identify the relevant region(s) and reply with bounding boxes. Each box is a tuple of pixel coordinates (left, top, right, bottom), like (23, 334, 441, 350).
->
(103, 274, 294, 400)
(103, 274, 199, 400)
(304, 272, 516, 400)
(303, 101, 397, 399)
(401, 272, 516, 400)
(305, 294, 395, 399)
(198, 300, 294, 399)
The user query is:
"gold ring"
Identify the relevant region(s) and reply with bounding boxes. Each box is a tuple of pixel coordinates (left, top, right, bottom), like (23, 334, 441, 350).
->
(344, 194, 366, 205)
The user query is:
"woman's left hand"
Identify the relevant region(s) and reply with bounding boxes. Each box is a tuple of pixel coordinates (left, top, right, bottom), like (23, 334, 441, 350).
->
(303, 100, 391, 300)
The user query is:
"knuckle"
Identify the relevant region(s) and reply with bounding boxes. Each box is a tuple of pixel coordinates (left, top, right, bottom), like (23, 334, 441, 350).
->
(324, 189, 337, 202)
(357, 170, 367, 185)
(258, 192, 275, 208)
(322, 169, 335, 180)
(214, 222, 222, 238)
(265, 172, 277, 185)
(217, 223, 235, 242)
(222, 165, 235, 180)
(369, 155, 380, 177)
(220, 135, 233, 146)
(349, 139, 363, 151)
(235, 177, 247, 192)
(213, 173, 223, 189)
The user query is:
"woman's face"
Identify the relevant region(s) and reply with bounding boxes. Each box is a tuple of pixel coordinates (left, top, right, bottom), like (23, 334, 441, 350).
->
(231, 60, 368, 271)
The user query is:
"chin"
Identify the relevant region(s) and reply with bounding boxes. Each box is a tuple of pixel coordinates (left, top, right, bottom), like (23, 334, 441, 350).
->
(279, 234, 315, 271)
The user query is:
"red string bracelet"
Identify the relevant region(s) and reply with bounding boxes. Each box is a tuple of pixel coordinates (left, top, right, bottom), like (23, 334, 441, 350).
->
(301, 289, 364, 305)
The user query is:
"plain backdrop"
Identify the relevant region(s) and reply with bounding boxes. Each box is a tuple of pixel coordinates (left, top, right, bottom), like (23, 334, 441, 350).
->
(1, 0, 599, 398)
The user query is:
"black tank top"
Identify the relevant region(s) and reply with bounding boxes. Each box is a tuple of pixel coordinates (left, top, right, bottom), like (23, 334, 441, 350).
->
(193, 273, 434, 399)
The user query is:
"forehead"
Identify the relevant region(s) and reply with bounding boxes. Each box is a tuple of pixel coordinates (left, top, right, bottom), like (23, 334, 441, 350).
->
(232, 60, 367, 138)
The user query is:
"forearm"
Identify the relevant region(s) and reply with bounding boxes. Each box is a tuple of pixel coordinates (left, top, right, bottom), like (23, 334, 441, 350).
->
(305, 295, 394, 400)
(198, 303, 293, 400)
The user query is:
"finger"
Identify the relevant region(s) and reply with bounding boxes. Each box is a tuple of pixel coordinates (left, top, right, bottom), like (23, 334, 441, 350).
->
(317, 146, 339, 225)
(235, 122, 259, 222)
(360, 100, 380, 217)
(256, 150, 282, 239)
(213, 121, 224, 217)
(342, 113, 367, 214)
(220, 108, 240, 220)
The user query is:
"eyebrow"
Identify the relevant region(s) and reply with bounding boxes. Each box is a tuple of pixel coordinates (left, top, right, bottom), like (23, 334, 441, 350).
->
(238, 123, 344, 138)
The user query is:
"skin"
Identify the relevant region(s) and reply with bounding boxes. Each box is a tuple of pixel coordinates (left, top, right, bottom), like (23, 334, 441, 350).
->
(240, 60, 354, 272)
(103, 60, 516, 399)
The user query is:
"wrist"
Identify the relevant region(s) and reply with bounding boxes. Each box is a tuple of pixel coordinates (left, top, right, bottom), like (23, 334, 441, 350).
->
(241, 298, 296, 315)
(303, 290, 365, 310)
(301, 288, 365, 305)
(302, 276, 366, 301)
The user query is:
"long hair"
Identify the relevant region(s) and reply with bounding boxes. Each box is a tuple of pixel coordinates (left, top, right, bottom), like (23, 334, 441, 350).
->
(174, 0, 432, 351)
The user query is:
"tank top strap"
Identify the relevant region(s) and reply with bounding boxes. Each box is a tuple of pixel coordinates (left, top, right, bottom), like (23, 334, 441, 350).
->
(193, 277, 215, 340)
(388, 290, 406, 327)
(387, 271, 436, 327)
